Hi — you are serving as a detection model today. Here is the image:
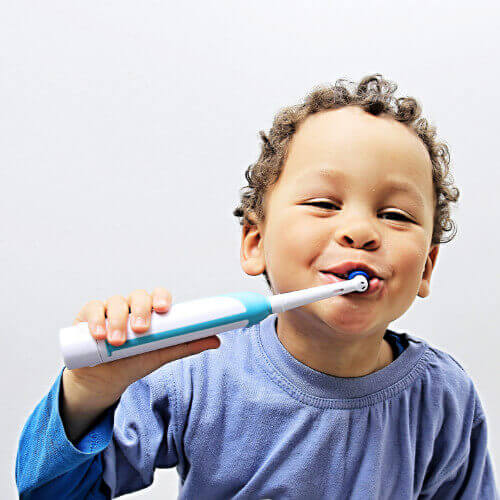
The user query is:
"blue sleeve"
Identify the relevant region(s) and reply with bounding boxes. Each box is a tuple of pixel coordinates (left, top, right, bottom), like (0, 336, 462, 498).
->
(15, 366, 181, 498)
(15, 367, 116, 498)
(420, 400, 499, 499)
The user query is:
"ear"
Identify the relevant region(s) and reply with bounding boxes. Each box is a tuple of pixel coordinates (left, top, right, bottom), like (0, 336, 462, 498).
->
(240, 217, 266, 277)
(418, 244, 440, 298)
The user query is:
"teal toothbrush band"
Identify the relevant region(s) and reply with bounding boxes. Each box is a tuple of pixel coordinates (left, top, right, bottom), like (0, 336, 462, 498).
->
(105, 292, 273, 356)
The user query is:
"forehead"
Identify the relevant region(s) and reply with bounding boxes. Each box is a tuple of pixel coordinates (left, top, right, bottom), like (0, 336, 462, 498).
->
(281, 106, 433, 193)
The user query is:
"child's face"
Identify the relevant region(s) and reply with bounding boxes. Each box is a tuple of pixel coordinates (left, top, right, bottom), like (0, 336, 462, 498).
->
(241, 106, 439, 337)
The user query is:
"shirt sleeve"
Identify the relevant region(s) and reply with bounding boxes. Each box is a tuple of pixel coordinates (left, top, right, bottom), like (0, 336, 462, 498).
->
(15, 365, 181, 498)
(420, 391, 499, 499)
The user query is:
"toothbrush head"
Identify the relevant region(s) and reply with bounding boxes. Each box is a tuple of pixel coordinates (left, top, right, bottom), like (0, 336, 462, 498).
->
(346, 270, 370, 292)
(347, 270, 370, 281)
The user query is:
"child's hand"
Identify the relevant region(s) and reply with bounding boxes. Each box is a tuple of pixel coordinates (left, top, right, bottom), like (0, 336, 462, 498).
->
(64, 287, 221, 405)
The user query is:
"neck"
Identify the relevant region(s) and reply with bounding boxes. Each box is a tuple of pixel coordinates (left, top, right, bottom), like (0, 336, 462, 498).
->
(275, 312, 394, 378)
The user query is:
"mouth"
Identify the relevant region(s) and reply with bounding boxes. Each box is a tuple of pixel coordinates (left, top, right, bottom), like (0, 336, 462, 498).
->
(321, 261, 384, 281)
(319, 271, 384, 296)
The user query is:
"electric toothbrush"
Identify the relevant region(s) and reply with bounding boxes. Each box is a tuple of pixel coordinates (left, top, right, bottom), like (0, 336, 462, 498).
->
(60, 271, 370, 369)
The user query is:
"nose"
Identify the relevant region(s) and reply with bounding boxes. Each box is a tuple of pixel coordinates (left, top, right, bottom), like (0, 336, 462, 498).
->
(335, 219, 380, 250)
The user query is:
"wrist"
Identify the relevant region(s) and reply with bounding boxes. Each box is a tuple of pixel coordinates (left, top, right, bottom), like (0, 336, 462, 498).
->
(62, 368, 122, 412)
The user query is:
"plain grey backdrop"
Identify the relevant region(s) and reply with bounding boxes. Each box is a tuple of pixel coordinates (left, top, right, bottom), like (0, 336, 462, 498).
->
(3, 1, 499, 497)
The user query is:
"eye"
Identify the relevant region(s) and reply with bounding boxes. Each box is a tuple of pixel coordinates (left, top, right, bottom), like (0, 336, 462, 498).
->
(380, 211, 412, 222)
(304, 202, 413, 222)
(305, 201, 337, 210)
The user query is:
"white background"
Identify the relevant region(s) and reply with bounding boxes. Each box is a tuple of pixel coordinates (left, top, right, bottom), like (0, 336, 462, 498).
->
(3, 1, 499, 497)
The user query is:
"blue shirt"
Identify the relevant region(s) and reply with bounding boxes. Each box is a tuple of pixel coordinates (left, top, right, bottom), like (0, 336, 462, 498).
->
(16, 313, 498, 499)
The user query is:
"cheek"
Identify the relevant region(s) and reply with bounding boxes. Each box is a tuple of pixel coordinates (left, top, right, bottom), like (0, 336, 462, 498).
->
(276, 213, 326, 257)
(264, 214, 324, 282)
(391, 234, 428, 281)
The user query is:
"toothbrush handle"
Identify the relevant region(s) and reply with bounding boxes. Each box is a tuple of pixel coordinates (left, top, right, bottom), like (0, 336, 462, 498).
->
(60, 292, 272, 369)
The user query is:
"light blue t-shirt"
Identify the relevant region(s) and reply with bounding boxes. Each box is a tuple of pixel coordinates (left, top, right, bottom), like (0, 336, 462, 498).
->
(16, 314, 498, 498)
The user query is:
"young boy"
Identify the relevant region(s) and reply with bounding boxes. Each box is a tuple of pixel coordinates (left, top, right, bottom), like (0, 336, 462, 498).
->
(16, 75, 498, 498)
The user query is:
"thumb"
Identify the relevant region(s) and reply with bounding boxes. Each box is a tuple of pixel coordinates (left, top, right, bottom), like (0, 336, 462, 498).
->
(135, 335, 221, 376)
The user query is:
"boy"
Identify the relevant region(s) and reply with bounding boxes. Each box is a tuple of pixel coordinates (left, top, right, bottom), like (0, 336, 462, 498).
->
(16, 75, 498, 498)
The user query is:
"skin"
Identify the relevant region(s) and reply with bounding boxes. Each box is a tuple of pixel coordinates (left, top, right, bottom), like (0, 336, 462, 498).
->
(240, 105, 439, 378)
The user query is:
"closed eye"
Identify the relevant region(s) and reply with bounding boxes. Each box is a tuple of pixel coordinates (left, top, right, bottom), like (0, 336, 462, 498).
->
(303, 202, 413, 222)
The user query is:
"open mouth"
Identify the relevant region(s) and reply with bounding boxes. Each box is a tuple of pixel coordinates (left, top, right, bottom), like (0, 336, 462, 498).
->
(324, 271, 366, 281)
(319, 271, 384, 295)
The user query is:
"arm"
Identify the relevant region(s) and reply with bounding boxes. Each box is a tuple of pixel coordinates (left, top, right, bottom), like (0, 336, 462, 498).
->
(60, 367, 121, 444)
(15, 367, 116, 498)
(15, 365, 181, 498)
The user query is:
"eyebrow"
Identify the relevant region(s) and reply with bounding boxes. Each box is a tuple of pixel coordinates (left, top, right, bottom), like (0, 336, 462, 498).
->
(299, 168, 426, 208)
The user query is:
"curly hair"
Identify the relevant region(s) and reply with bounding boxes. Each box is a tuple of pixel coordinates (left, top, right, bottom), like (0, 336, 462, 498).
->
(233, 74, 460, 290)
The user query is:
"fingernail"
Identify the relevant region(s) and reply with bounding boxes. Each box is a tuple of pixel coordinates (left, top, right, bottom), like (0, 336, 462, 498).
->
(134, 316, 146, 326)
(155, 299, 167, 308)
(95, 325, 104, 336)
(112, 330, 122, 341)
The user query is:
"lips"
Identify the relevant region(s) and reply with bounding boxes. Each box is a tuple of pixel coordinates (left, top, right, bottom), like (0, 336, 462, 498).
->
(321, 261, 384, 280)
(319, 271, 384, 296)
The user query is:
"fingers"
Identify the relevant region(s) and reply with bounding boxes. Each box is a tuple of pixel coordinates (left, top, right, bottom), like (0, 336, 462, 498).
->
(128, 289, 153, 333)
(75, 287, 173, 348)
(151, 287, 172, 312)
(105, 288, 173, 346)
(104, 295, 130, 346)
(80, 300, 107, 341)
(128, 287, 173, 329)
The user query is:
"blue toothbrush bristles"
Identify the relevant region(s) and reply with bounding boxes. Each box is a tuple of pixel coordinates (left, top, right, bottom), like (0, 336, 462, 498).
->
(347, 270, 370, 281)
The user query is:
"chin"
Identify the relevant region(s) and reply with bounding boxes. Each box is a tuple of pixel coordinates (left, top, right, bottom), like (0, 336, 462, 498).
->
(311, 301, 383, 336)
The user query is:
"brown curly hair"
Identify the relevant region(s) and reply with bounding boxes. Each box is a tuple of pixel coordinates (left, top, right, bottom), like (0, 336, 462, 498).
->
(233, 74, 460, 290)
